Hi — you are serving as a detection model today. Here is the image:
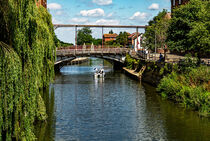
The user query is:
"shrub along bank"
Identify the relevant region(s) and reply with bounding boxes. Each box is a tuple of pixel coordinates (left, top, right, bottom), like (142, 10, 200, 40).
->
(124, 55, 210, 117)
(0, 0, 56, 140)
(158, 66, 210, 117)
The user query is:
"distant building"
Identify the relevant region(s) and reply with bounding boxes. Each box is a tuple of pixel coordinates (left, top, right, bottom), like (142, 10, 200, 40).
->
(36, 0, 47, 8)
(128, 32, 141, 49)
(103, 34, 118, 42)
(171, 0, 189, 10)
(134, 34, 144, 52)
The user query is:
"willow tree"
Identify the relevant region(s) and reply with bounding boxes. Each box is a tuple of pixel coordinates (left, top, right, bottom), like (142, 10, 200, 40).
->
(0, 0, 56, 140)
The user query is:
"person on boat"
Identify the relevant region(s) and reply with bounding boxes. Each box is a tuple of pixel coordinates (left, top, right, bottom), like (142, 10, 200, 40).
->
(94, 68, 99, 73)
(100, 68, 104, 74)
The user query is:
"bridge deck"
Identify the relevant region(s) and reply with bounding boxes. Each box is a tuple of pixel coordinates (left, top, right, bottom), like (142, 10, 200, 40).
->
(56, 48, 129, 57)
(55, 47, 210, 65)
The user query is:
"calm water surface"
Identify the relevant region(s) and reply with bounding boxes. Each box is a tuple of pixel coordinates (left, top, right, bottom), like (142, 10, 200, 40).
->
(36, 58, 210, 141)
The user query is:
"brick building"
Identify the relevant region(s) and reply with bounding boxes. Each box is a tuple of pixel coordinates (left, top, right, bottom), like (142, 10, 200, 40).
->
(36, 0, 47, 8)
(103, 34, 118, 42)
(171, 0, 189, 10)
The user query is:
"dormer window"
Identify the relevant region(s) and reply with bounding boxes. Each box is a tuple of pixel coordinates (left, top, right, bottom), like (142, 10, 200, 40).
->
(179, 0, 182, 4)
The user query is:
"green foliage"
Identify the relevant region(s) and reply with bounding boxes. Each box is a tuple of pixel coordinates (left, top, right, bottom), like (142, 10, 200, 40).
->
(178, 54, 198, 73)
(143, 9, 170, 51)
(0, 0, 55, 140)
(104, 40, 121, 47)
(158, 66, 210, 117)
(109, 30, 114, 34)
(77, 27, 93, 45)
(167, 0, 210, 57)
(92, 38, 102, 46)
(116, 32, 129, 47)
(125, 54, 139, 70)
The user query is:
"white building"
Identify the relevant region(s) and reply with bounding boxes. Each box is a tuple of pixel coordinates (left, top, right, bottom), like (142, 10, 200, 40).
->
(134, 34, 143, 52)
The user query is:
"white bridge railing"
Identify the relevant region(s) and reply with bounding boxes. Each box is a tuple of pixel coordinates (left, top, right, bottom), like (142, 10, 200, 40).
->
(56, 48, 130, 56)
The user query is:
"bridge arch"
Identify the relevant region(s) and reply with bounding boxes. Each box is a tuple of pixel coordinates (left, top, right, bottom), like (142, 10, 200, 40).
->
(55, 47, 128, 71)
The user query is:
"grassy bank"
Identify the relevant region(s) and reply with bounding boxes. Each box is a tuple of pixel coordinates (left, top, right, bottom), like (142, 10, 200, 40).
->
(157, 66, 210, 117)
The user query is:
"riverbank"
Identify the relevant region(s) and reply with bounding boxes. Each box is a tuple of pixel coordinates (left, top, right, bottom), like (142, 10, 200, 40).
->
(158, 66, 210, 117)
(124, 54, 210, 117)
(123, 67, 140, 80)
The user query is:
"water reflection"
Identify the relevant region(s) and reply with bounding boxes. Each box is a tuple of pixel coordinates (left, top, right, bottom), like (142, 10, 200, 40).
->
(37, 58, 210, 141)
(35, 87, 55, 141)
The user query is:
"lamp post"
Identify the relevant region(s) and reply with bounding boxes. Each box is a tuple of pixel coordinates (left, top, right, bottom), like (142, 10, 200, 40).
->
(155, 31, 157, 61)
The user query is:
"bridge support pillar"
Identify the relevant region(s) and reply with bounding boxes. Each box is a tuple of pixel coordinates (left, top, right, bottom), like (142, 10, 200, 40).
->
(75, 26, 77, 50)
(102, 27, 104, 49)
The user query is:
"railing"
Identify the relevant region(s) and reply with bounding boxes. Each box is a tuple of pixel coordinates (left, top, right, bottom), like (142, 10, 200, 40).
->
(56, 48, 130, 56)
(57, 45, 125, 50)
(56, 46, 210, 65)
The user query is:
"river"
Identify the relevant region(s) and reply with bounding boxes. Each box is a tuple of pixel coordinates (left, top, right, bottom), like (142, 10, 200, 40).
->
(36, 58, 210, 141)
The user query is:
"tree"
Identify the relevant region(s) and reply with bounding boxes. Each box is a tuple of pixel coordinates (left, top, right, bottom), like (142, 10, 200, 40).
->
(143, 9, 169, 51)
(77, 27, 93, 45)
(109, 30, 114, 34)
(93, 38, 102, 45)
(167, 0, 210, 57)
(116, 31, 129, 47)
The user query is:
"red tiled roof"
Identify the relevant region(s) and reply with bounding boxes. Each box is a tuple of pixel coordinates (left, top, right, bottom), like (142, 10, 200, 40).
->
(128, 32, 140, 39)
(103, 34, 118, 38)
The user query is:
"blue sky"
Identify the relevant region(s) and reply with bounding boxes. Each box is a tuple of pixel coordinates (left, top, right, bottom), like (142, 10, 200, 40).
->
(47, 0, 171, 44)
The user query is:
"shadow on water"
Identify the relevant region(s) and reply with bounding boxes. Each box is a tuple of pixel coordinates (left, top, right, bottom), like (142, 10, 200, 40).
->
(35, 87, 56, 141)
(142, 83, 210, 141)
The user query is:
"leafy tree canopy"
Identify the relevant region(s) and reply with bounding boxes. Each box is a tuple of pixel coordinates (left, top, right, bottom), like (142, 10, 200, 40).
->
(167, 0, 210, 57)
(143, 9, 169, 51)
(77, 27, 93, 45)
(116, 31, 129, 46)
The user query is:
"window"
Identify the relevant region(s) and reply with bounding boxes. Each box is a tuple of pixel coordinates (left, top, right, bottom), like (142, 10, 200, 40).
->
(173, 0, 175, 6)
(179, 0, 182, 4)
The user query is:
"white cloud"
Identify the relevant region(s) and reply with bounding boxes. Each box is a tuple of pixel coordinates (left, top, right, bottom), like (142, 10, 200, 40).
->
(80, 8, 105, 17)
(55, 11, 63, 16)
(148, 3, 159, 10)
(70, 18, 88, 23)
(130, 12, 149, 21)
(95, 19, 120, 25)
(107, 12, 113, 18)
(48, 3, 62, 10)
(92, 0, 112, 6)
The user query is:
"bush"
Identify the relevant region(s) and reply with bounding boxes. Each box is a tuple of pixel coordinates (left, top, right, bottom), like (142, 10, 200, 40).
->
(157, 66, 210, 117)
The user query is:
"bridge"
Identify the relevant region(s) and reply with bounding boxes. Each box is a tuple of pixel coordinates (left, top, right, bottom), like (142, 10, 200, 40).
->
(55, 46, 130, 68)
(53, 24, 148, 69)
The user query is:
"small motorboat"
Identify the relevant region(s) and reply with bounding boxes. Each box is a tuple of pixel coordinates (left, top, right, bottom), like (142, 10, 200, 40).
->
(94, 68, 105, 78)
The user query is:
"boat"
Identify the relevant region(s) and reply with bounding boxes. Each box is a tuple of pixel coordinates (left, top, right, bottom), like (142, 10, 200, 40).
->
(94, 68, 105, 78)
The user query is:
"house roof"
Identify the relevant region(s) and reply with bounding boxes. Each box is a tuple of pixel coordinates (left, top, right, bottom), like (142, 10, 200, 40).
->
(103, 33, 118, 38)
(128, 32, 141, 39)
